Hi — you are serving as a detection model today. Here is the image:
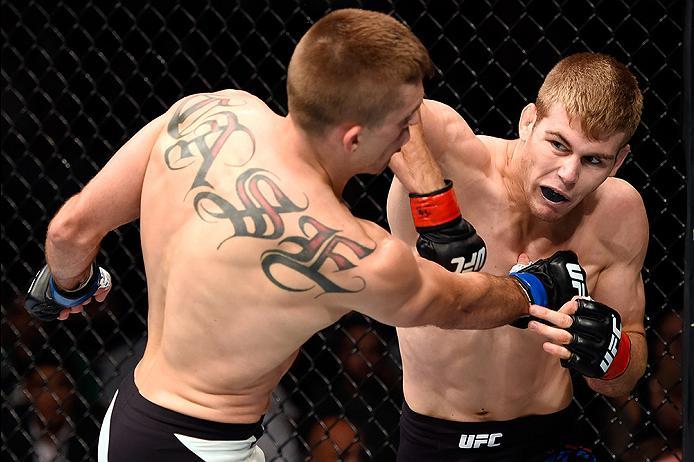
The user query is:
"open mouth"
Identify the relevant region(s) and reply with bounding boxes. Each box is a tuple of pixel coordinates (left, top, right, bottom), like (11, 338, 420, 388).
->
(540, 186, 568, 203)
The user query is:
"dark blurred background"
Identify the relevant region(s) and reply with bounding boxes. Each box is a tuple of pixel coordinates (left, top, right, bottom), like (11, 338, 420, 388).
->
(2, 0, 688, 460)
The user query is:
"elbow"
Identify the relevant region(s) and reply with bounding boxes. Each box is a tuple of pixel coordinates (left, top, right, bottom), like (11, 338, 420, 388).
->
(589, 378, 631, 398)
(47, 213, 76, 246)
(47, 195, 102, 249)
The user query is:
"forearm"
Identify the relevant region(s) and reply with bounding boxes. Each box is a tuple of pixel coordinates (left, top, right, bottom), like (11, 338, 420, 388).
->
(389, 114, 445, 194)
(45, 194, 105, 289)
(400, 137, 444, 194)
(585, 331, 647, 397)
(432, 268, 530, 329)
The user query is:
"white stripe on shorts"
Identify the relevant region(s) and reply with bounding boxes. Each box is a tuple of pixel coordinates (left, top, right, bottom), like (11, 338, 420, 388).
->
(174, 433, 265, 462)
(97, 390, 119, 462)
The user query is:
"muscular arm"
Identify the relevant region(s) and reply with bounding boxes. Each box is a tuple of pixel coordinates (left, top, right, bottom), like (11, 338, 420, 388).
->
(348, 233, 529, 330)
(387, 99, 491, 248)
(584, 186, 648, 397)
(530, 183, 649, 396)
(378, 100, 529, 328)
(46, 114, 166, 289)
(584, 251, 647, 396)
(389, 99, 490, 195)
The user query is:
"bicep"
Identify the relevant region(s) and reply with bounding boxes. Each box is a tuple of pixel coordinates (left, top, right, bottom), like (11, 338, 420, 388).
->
(593, 260, 646, 335)
(592, 199, 649, 334)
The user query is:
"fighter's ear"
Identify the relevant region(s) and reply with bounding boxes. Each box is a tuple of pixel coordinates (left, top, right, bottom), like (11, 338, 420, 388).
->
(518, 103, 537, 141)
(342, 125, 363, 154)
(609, 143, 631, 176)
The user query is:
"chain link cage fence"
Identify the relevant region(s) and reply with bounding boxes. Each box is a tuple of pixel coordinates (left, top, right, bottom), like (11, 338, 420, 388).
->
(1, 0, 688, 460)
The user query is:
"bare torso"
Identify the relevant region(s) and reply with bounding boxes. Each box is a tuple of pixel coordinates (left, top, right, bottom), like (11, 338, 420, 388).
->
(393, 134, 625, 421)
(134, 90, 385, 423)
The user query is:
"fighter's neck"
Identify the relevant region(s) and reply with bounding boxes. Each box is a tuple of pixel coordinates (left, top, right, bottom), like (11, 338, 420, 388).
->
(281, 115, 353, 196)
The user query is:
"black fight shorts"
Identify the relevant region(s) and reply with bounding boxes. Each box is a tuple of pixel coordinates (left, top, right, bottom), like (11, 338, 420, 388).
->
(97, 370, 265, 461)
(398, 401, 597, 462)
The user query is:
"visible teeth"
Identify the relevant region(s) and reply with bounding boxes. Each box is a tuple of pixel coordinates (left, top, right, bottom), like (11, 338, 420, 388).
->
(541, 187, 566, 203)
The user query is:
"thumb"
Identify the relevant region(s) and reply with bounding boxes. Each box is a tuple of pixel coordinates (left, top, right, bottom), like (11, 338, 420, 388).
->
(94, 286, 111, 303)
(389, 151, 415, 191)
(388, 151, 405, 175)
(517, 253, 531, 265)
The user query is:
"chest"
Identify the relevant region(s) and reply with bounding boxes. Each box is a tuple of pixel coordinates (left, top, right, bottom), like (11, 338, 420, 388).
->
(452, 182, 605, 291)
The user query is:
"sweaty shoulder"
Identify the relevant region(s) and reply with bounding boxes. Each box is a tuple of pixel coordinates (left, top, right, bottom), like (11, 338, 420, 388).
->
(589, 177, 649, 262)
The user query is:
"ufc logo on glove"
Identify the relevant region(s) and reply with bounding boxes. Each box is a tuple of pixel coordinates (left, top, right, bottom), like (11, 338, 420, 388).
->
(566, 262, 587, 297)
(600, 316, 623, 374)
(451, 248, 486, 273)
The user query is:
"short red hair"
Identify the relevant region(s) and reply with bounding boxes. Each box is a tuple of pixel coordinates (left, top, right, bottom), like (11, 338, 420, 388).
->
(536, 52, 643, 143)
(287, 9, 433, 134)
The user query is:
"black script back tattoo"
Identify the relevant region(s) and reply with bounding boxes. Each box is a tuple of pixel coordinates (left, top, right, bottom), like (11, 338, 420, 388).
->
(194, 168, 308, 247)
(261, 216, 375, 296)
(161, 94, 376, 295)
(164, 95, 255, 191)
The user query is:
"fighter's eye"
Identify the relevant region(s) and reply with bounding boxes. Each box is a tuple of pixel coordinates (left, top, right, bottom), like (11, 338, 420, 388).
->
(550, 140, 567, 151)
(583, 156, 603, 166)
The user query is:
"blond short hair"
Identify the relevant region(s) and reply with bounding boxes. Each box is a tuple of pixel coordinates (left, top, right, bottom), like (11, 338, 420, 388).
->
(536, 52, 643, 143)
(287, 9, 433, 134)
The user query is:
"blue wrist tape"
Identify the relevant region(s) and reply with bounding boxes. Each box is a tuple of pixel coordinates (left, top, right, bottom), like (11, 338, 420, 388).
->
(510, 272, 548, 307)
(48, 264, 100, 307)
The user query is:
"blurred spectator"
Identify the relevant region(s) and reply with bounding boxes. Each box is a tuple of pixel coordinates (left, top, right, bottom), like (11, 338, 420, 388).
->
(24, 364, 75, 461)
(646, 311, 683, 459)
(616, 310, 684, 461)
(307, 415, 366, 461)
(2, 362, 98, 461)
(648, 311, 683, 433)
(289, 316, 402, 460)
(333, 318, 402, 458)
(603, 392, 643, 456)
(335, 318, 400, 395)
(2, 295, 45, 380)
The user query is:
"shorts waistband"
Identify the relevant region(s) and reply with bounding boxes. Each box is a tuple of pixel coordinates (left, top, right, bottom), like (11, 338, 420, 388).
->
(401, 400, 573, 449)
(118, 368, 264, 441)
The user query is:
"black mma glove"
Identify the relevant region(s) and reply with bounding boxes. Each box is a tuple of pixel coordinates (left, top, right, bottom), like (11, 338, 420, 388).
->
(561, 298, 631, 379)
(409, 180, 486, 273)
(509, 250, 587, 328)
(25, 262, 111, 321)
